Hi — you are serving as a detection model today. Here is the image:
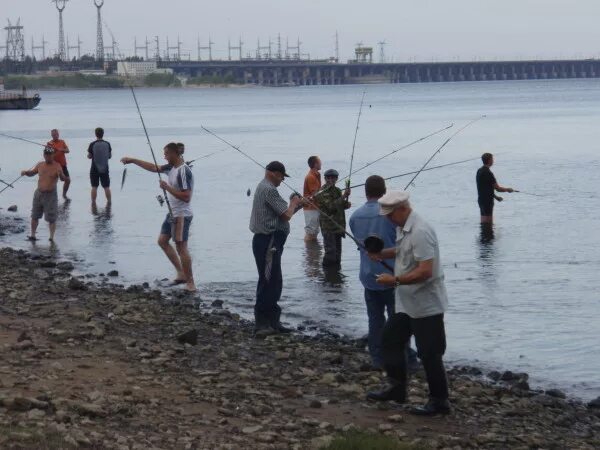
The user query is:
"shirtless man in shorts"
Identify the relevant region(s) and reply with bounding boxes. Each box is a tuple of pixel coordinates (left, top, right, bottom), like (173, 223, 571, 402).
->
(21, 147, 65, 241)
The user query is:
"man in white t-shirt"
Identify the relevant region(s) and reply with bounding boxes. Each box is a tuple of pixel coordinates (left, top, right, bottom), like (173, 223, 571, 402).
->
(366, 191, 450, 416)
(121, 143, 196, 292)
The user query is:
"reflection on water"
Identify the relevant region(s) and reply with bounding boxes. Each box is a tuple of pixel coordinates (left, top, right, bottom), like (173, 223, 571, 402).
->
(90, 203, 114, 249)
(477, 223, 497, 287)
(303, 240, 322, 279)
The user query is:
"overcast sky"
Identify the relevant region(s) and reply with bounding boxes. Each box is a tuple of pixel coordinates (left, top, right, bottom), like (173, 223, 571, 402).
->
(4, 0, 600, 62)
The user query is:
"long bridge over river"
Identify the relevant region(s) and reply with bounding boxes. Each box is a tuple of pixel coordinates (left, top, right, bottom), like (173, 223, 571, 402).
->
(163, 58, 600, 86)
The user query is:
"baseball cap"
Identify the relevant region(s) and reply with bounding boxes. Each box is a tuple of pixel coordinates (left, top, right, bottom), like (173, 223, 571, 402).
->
(266, 161, 290, 177)
(43, 146, 55, 154)
(324, 169, 339, 178)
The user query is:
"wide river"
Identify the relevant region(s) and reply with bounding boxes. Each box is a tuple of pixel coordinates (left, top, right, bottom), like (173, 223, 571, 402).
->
(0, 80, 598, 400)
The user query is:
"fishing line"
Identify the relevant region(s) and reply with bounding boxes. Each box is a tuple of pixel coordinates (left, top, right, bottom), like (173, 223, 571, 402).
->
(348, 157, 481, 189)
(103, 21, 173, 217)
(347, 90, 366, 188)
(404, 115, 486, 190)
(185, 147, 228, 167)
(338, 123, 454, 184)
(201, 125, 393, 272)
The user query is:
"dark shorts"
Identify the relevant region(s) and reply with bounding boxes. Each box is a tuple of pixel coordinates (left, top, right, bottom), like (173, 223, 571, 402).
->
(31, 189, 58, 223)
(90, 167, 110, 188)
(62, 165, 70, 178)
(478, 199, 494, 216)
(160, 214, 193, 242)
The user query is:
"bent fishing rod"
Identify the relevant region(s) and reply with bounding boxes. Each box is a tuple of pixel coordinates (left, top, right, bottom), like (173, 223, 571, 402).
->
(337, 123, 454, 184)
(0, 133, 64, 192)
(348, 156, 481, 189)
(404, 115, 486, 190)
(201, 125, 394, 272)
(346, 90, 366, 189)
(104, 22, 173, 217)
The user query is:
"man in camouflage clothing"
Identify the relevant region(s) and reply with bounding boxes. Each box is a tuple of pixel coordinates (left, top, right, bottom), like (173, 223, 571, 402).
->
(315, 169, 351, 267)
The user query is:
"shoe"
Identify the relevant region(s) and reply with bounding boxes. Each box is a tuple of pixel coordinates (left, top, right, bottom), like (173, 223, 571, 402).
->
(410, 398, 451, 416)
(275, 323, 294, 334)
(366, 384, 406, 403)
(253, 327, 278, 339)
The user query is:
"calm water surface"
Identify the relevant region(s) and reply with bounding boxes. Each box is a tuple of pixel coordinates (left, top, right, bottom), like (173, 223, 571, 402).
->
(0, 80, 598, 399)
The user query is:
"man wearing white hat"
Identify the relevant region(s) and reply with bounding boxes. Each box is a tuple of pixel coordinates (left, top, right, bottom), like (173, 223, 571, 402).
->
(366, 190, 450, 416)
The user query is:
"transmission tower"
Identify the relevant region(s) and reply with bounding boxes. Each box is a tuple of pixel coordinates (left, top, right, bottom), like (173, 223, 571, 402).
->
(67, 35, 82, 60)
(4, 19, 25, 61)
(94, 0, 104, 61)
(256, 37, 272, 60)
(197, 36, 213, 61)
(52, 0, 69, 61)
(166, 36, 182, 61)
(32, 35, 48, 60)
(134, 37, 149, 59)
(104, 36, 116, 60)
(378, 40, 387, 63)
(335, 31, 339, 62)
(228, 37, 243, 61)
(154, 35, 160, 60)
(286, 37, 301, 60)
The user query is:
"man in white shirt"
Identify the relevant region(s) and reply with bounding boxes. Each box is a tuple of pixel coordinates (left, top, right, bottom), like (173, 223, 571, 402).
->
(367, 190, 450, 416)
(121, 143, 196, 292)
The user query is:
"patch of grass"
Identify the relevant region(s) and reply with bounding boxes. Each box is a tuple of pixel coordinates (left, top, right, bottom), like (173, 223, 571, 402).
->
(321, 430, 426, 450)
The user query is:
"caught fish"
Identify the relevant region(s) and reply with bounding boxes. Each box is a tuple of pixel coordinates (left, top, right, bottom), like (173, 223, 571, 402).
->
(120, 168, 127, 191)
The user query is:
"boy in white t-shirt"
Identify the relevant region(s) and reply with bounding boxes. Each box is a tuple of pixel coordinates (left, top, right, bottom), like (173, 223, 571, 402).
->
(121, 142, 196, 292)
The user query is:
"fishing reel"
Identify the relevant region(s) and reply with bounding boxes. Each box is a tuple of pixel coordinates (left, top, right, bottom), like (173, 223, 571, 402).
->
(156, 194, 165, 207)
(290, 192, 303, 213)
(364, 235, 385, 253)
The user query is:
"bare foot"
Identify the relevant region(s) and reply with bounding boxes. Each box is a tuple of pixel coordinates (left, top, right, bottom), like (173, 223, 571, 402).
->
(185, 282, 197, 292)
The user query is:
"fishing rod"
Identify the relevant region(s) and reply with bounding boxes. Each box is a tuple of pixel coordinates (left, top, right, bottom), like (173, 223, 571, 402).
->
(0, 133, 63, 192)
(514, 190, 545, 197)
(185, 148, 228, 167)
(349, 156, 481, 189)
(103, 22, 173, 217)
(338, 123, 454, 184)
(346, 90, 367, 189)
(404, 115, 486, 190)
(201, 125, 394, 272)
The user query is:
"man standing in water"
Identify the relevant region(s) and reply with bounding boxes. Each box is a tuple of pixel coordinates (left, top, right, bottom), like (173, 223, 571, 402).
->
(121, 143, 196, 292)
(315, 169, 351, 267)
(21, 147, 65, 242)
(367, 191, 451, 416)
(250, 161, 303, 337)
(476, 153, 514, 223)
(46, 129, 71, 200)
(88, 127, 112, 206)
(303, 156, 322, 242)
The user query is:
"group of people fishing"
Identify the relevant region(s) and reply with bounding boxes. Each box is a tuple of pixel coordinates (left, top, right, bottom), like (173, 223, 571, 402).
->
(6, 122, 516, 417)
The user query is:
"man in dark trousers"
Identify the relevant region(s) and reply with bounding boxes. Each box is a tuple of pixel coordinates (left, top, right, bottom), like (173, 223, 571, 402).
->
(88, 127, 112, 206)
(476, 153, 514, 224)
(314, 169, 351, 267)
(367, 191, 451, 416)
(249, 161, 303, 338)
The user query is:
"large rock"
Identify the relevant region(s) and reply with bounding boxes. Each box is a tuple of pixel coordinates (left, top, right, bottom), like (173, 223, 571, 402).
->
(588, 396, 600, 409)
(177, 329, 198, 346)
(7, 205, 17, 212)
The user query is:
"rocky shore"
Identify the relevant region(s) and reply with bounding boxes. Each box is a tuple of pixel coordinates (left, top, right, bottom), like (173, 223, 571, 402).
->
(0, 246, 599, 449)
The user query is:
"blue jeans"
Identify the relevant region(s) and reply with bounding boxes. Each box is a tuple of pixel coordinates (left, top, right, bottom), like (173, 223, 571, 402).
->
(364, 288, 396, 368)
(252, 232, 287, 329)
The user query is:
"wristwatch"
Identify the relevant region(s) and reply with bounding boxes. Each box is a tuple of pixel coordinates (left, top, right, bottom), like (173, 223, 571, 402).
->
(394, 276, 402, 287)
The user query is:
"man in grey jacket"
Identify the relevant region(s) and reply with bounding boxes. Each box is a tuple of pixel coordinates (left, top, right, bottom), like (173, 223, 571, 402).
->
(88, 127, 112, 205)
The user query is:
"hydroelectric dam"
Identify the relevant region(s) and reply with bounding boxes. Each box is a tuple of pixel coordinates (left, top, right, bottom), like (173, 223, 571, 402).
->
(164, 58, 600, 86)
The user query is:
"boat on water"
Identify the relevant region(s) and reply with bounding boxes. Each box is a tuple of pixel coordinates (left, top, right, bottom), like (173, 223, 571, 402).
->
(0, 80, 41, 110)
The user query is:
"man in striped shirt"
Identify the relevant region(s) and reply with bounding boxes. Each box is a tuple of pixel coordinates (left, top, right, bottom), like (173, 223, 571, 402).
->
(250, 161, 303, 337)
